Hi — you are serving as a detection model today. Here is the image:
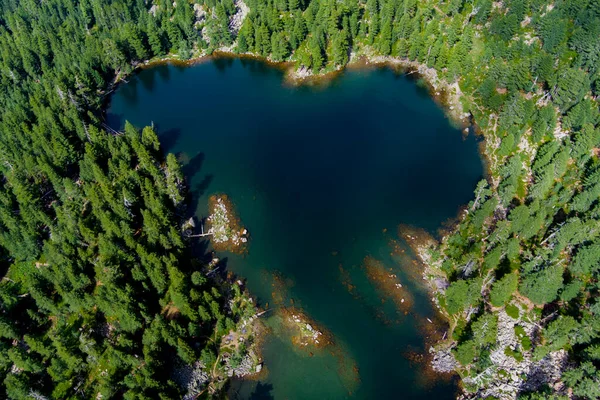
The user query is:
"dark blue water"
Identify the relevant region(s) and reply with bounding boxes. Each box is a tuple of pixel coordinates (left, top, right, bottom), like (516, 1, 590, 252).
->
(108, 57, 483, 399)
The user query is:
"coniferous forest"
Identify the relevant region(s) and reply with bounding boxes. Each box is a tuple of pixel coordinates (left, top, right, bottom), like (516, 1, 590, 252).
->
(0, 0, 599, 399)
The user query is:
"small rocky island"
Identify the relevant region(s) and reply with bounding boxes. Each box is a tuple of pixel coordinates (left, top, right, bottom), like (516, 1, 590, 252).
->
(205, 194, 249, 253)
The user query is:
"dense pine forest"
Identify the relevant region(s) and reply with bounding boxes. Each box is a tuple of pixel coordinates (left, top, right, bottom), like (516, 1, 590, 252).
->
(0, 1, 259, 398)
(0, 0, 599, 398)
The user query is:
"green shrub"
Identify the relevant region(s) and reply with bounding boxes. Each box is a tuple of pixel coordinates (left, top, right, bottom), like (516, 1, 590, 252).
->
(505, 304, 520, 319)
(504, 347, 524, 362)
(514, 325, 532, 351)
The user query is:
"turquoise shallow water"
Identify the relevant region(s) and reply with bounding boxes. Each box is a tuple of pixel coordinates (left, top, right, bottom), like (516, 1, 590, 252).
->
(108, 57, 484, 399)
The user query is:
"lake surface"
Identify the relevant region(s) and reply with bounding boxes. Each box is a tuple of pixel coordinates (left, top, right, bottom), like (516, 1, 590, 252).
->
(108, 57, 484, 399)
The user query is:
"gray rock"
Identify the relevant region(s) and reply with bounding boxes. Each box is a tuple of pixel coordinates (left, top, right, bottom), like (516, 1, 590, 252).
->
(430, 347, 459, 373)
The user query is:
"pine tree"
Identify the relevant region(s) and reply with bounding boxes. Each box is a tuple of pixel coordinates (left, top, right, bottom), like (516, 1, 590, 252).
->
(147, 22, 165, 56)
(309, 36, 324, 71)
(332, 30, 349, 66)
(271, 31, 290, 61)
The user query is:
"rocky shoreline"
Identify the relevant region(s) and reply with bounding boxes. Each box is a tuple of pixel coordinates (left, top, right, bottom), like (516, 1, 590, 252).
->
(402, 226, 571, 400)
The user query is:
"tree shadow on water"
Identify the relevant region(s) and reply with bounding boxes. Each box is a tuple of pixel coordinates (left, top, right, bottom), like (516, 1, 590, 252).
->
(119, 77, 140, 105)
(240, 58, 277, 78)
(226, 381, 274, 400)
(176, 152, 213, 221)
(186, 173, 213, 219)
(181, 152, 205, 180)
(105, 111, 126, 130)
(184, 236, 212, 262)
(139, 67, 158, 92)
(157, 64, 171, 81)
(156, 127, 182, 154)
(249, 383, 274, 400)
(213, 57, 235, 72)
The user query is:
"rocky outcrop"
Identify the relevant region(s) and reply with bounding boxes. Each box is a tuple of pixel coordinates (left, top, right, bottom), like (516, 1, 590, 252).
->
(287, 66, 313, 81)
(176, 362, 210, 400)
(431, 347, 459, 373)
(193, 3, 206, 22)
(460, 349, 568, 399)
(228, 0, 249, 36)
(224, 350, 261, 377)
(458, 310, 569, 399)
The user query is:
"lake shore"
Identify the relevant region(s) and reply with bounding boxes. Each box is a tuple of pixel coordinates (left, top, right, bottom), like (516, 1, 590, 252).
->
(114, 46, 492, 181)
(104, 45, 492, 184)
(108, 47, 474, 129)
